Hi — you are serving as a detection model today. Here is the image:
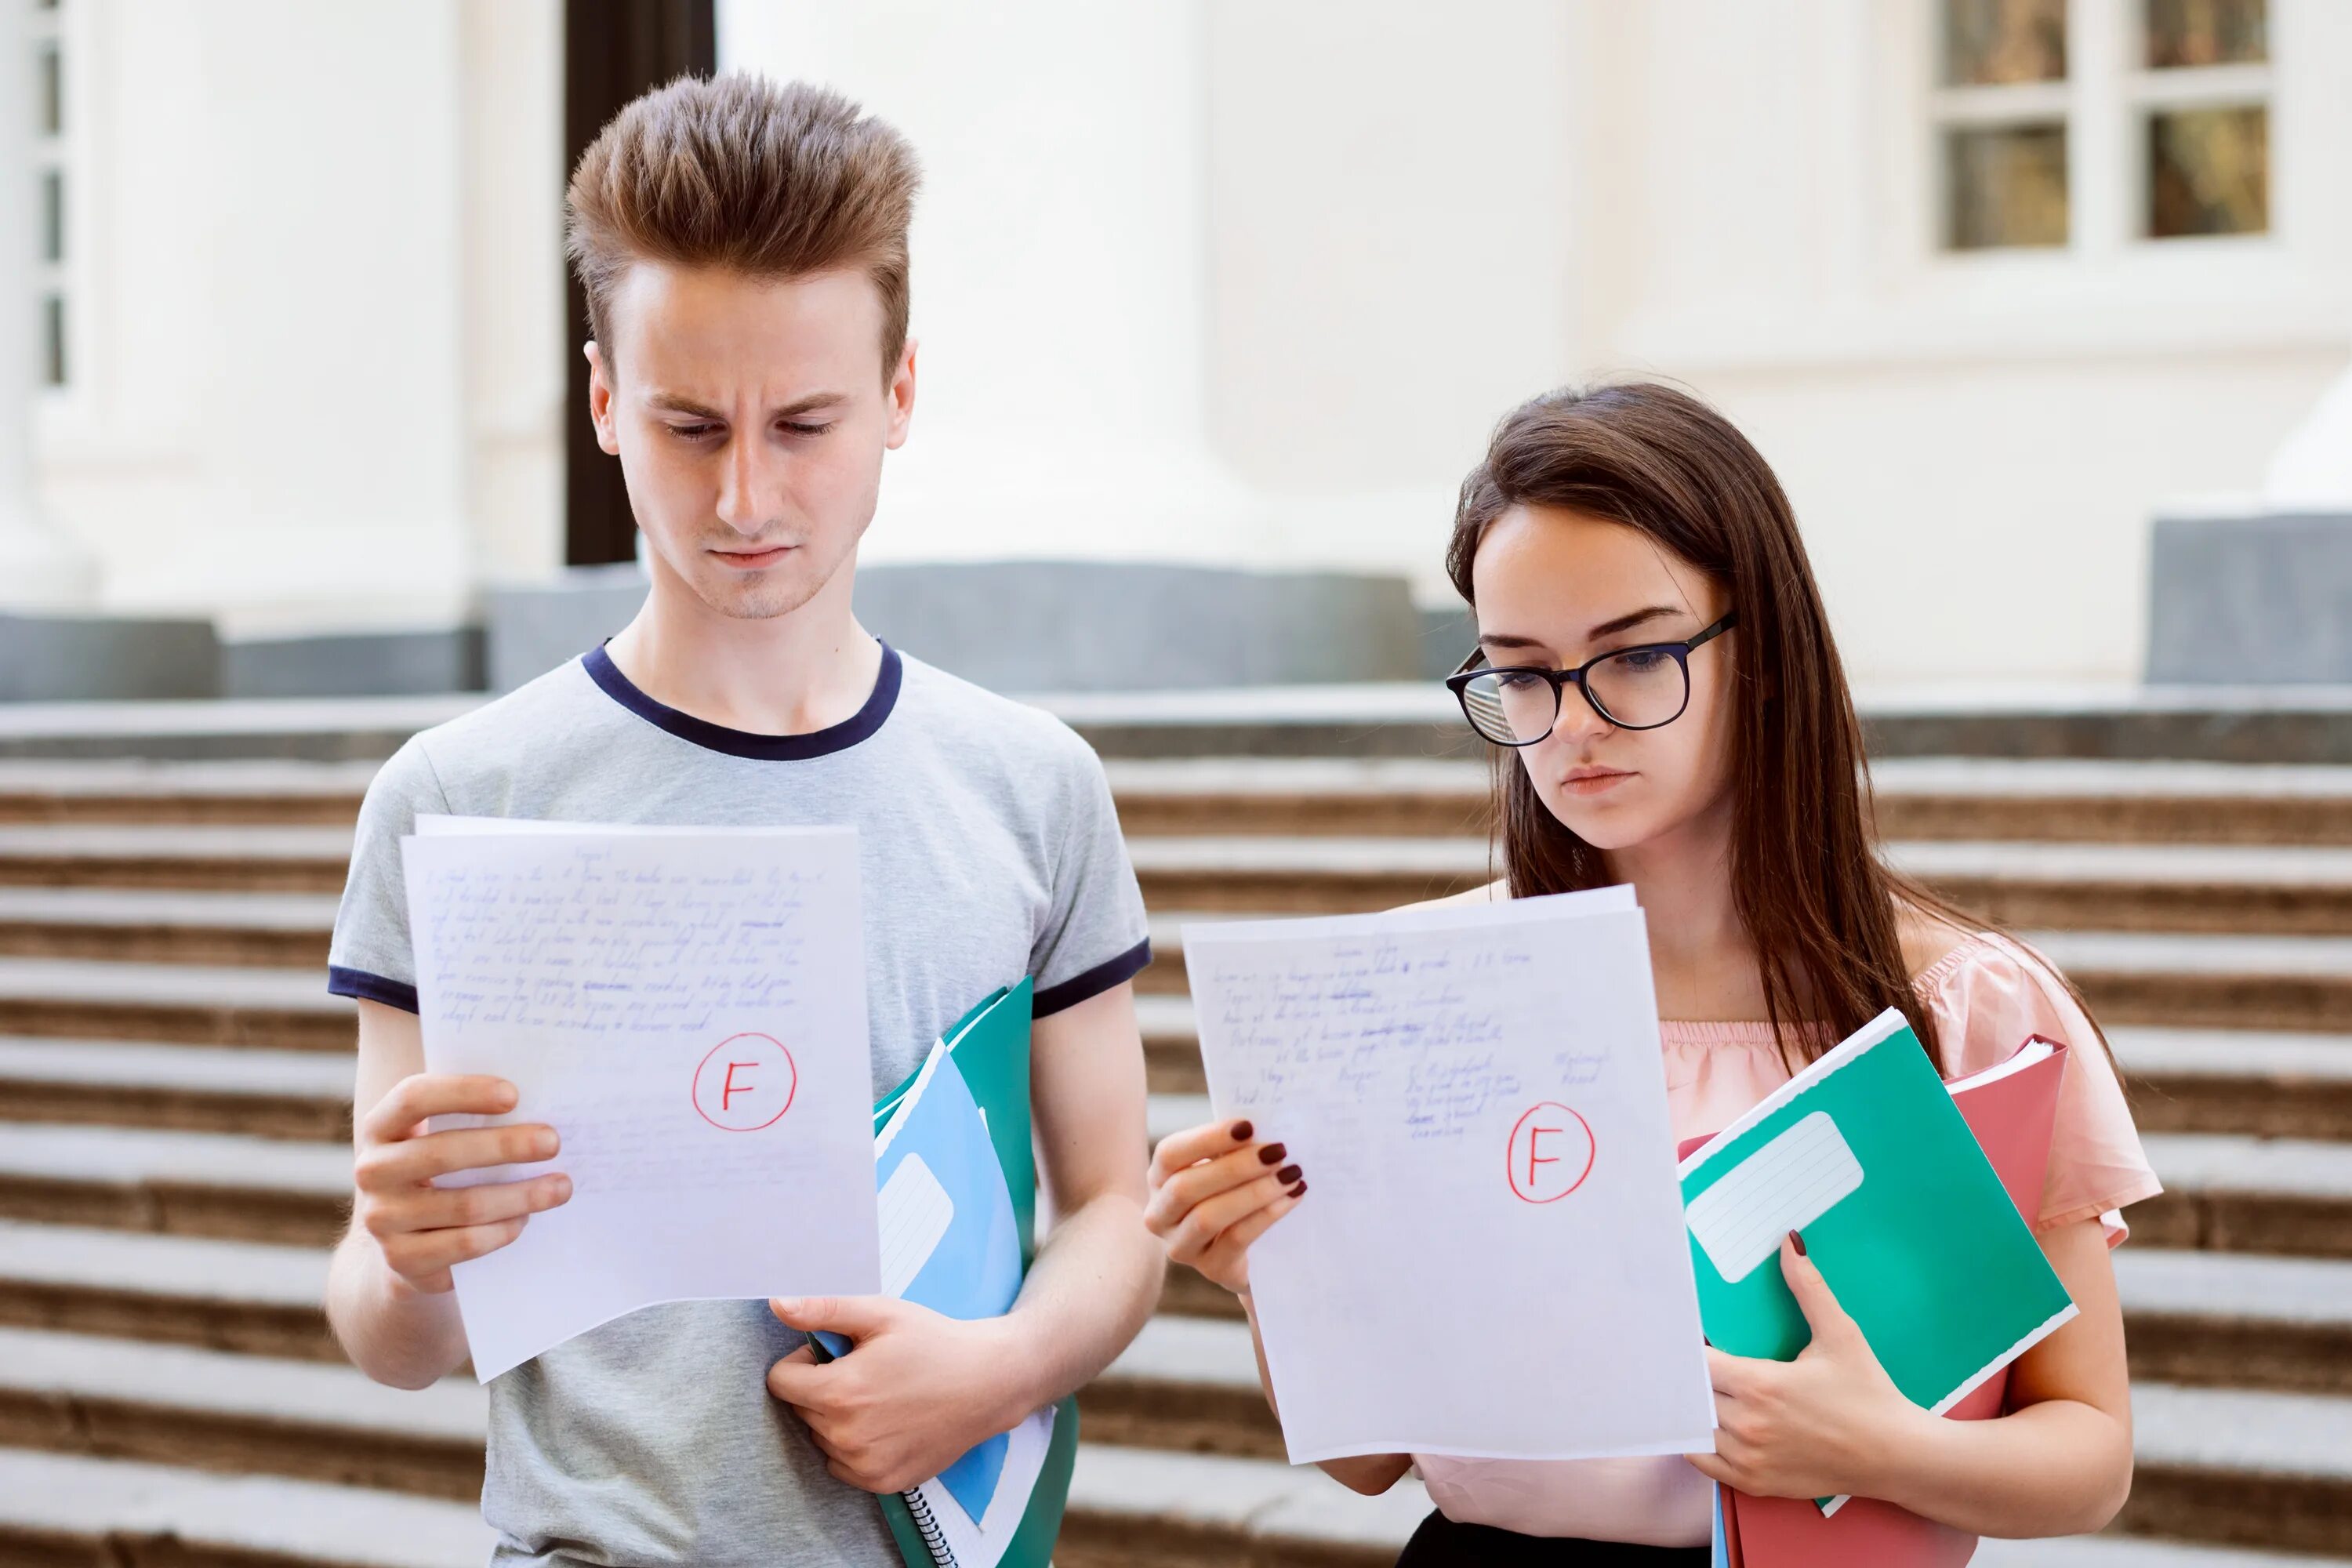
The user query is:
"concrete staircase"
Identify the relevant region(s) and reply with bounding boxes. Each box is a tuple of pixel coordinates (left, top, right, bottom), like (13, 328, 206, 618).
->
(0, 742, 2347, 1566)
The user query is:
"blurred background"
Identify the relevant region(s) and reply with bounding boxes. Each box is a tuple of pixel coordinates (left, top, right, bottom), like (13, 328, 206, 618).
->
(0, 3, 2349, 1567)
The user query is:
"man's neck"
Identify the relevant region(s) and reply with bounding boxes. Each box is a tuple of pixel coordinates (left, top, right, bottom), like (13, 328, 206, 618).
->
(602, 568, 884, 738)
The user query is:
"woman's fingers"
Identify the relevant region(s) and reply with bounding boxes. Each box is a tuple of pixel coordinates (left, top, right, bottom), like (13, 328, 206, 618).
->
(1149, 1118, 1257, 1185)
(1163, 1167, 1295, 1263)
(1192, 1182, 1305, 1280)
(1143, 1138, 1294, 1237)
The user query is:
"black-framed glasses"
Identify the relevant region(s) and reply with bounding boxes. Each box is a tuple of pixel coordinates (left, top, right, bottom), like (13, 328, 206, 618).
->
(1446, 612, 1738, 746)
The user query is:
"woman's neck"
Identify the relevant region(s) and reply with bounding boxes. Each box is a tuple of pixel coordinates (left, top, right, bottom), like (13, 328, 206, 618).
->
(1600, 795, 1769, 1021)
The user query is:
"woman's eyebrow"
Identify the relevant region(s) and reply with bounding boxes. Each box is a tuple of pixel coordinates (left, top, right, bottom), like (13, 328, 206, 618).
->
(1584, 605, 1684, 641)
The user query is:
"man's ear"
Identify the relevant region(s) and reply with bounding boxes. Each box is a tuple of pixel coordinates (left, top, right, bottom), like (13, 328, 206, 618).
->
(585, 341, 621, 457)
(884, 338, 918, 452)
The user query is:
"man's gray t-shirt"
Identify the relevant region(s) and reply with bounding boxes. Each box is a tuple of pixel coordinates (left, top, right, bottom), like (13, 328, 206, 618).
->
(328, 642, 1150, 1566)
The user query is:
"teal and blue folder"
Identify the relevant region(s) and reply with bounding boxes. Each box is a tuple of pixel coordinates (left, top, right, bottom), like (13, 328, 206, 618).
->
(815, 980, 1078, 1568)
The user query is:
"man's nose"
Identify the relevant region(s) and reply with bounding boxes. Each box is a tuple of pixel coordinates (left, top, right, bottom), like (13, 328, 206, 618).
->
(716, 434, 783, 533)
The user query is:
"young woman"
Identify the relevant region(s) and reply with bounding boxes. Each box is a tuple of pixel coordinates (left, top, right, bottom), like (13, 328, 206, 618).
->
(1143, 383, 2160, 1566)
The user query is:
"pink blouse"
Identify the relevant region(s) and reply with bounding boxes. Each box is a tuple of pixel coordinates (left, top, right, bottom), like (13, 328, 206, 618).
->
(1411, 931, 2165, 1548)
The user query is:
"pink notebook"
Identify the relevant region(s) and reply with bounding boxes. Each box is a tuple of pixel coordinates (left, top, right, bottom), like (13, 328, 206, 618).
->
(1684, 1035, 2071, 1568)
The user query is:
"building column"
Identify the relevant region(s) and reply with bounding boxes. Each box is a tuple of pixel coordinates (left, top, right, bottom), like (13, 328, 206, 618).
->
(0, 27, 90, 606)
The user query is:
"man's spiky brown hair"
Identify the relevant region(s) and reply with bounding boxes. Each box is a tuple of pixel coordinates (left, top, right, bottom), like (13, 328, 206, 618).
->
(564, 74, 920, 377)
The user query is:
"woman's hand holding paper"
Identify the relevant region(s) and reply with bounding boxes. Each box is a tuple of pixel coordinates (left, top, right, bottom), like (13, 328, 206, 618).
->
(1683, 1231, 1929, 1501)
(1142, 1119, 1306, 1297)
(350, 1073, 574, 1297)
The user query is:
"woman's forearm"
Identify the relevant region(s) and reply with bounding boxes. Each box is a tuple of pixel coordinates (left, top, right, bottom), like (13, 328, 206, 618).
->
(1241, 1294, 1411, 1495)
(1869, 1399, 2132, 1538)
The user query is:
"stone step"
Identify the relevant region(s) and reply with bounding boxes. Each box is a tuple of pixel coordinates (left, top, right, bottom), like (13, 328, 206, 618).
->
(0, 1036, 353, 1140)
(0, 824, 356, 893)
(0, 1322, 1432, 1568)
(5, 753, 2352, 849)
(5, 1315, 2349, 1563)
(0, 885, 337, 967)
(0, 758, 381, 827)
(1105, 757, 2352, 845)
(3, 683, 2352, 765)
(3, 825, 2349, 939)
(2127, 1133, 2352, 1260)
(15, 1196, 2352, 1403)
(0, 1448, 494, 1568)
(1140, 922, 2352, 1038)
(0, 1221, 337, 1363)
(1079, 1317, 2352, 1558)
(0, 1123, 350, 1246)
(0, 954, 352, 1049)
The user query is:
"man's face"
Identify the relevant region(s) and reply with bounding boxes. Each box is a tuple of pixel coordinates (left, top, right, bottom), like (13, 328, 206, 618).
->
(587, 262, 915, 622)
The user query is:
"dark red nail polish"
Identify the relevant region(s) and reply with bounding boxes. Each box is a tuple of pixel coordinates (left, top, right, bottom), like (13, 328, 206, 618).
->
(1287, 1181, 1307, 1197)
(1789, 1229, 1806, 1256)
(1258, 1142, 1287, 1165)
(1229, 1120, 1254, 1142)
(1276, 1164, 1301, 1185)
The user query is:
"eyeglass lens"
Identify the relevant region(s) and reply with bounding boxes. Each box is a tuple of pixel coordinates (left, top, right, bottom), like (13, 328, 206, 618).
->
(1460, 648, 1689, 742)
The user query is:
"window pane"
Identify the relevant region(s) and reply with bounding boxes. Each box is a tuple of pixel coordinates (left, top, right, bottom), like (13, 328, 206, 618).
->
(40, 172, 63, 263)
(37, 43, 62, 136)
(1946, 124, 2069, 249)
(42, 294, 67, 387)
(1944, 0, 2067, 85)
(2146, 0, 2267, 68)
(2148, 105, 2268, 237)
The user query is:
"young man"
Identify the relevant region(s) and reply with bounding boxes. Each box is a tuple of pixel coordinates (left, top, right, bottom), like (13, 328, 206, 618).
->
(324, 75, 1163, 1564)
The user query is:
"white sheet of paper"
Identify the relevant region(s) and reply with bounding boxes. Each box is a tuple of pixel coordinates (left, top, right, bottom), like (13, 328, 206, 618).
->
(1185, 887, 1717, 1463)
(401, 818, 881, 1380)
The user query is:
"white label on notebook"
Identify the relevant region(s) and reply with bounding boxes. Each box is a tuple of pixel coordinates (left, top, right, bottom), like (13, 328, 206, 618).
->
(877, 1153, 955, 1298)
(1686, 1111, 1864, 1283)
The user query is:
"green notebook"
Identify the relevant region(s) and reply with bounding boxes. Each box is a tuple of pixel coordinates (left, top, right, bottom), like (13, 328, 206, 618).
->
(1677, 1007, 2074, 1513)
(865, 980, 1079, 1568)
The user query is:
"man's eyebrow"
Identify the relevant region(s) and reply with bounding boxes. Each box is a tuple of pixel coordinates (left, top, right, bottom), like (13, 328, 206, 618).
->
(642, 390, 848, 419)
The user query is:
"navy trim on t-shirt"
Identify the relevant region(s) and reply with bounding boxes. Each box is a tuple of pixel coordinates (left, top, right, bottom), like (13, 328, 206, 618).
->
(328, 964, 421, 1014)
(582, 640, 904, 762)
(1033, 936, 1153, 1019)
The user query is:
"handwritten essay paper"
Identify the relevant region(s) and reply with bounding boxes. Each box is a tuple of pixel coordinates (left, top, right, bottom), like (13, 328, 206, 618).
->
(1185, 888, 1715, 1463)
(401, 817, 881, 1380)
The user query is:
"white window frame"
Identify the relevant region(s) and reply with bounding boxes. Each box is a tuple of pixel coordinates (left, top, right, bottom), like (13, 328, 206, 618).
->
(30, 1, 67, 389)
(29, 0, 97, 440)
(1922, 0, 2278, 263)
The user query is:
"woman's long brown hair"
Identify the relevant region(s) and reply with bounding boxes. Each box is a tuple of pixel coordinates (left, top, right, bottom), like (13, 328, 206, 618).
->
(1446, 381, 1980, 1074)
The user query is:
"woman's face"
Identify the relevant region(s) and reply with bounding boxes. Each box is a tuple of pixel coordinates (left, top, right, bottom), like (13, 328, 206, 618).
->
(1468, 503, 1740, 856)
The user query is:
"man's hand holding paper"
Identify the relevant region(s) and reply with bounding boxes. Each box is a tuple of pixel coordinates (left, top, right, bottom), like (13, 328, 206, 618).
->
(350, 1072, 572, 1297)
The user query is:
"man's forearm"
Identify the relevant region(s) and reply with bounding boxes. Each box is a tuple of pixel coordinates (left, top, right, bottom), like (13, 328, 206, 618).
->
(325, 1229, 470, 1389)
(993, 1190, 1163, 1416)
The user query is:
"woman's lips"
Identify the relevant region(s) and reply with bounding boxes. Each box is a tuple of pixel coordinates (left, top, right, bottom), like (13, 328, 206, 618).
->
(1558, 769, 1633, 797)
(713, 544, 795, 570)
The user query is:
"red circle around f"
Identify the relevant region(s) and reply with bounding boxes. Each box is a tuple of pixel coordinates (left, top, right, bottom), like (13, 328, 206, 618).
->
(1506, 1102, 1595, 1203)
(691, 1033, 798, 1131)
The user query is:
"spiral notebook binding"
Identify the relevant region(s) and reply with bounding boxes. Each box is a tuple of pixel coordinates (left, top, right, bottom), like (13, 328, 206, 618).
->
(902, 1485, 957, 1567)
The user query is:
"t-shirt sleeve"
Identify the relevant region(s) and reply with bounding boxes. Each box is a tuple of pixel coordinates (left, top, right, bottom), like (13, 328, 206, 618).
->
(1027, 738, 1151, 1018)
(325, 738, 453, 1014)
(1933, 934, 2165, 1245)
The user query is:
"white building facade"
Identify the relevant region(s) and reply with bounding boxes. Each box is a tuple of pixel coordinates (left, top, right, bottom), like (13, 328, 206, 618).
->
(18, 0, 2352, 687)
